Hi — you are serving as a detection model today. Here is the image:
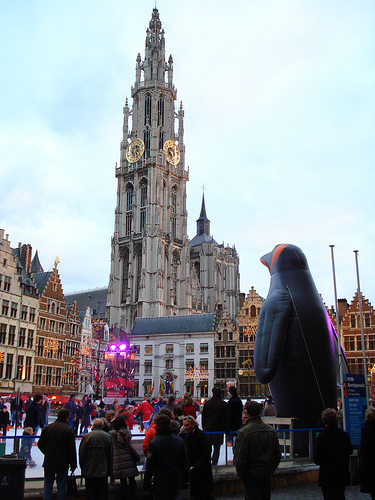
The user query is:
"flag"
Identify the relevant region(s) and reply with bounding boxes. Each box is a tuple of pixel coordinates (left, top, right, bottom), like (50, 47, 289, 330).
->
(93, 367, 99, 383)
(151, 380, 155, 396)
(159, 380, 164, 396)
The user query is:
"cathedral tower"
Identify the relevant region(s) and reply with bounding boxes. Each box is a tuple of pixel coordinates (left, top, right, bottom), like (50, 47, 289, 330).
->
(107, 9, 191, 333)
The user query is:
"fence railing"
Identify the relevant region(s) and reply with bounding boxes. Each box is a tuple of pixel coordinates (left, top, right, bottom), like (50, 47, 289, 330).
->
(0, 426, 323, 482)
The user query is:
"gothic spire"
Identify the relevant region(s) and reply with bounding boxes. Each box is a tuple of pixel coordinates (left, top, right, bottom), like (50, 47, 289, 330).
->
(196, 193, 210, 236)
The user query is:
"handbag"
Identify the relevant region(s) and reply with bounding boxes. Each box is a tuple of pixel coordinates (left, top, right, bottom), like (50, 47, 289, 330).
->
(66, 471, 78, 497)
(351, 458, 364, 486)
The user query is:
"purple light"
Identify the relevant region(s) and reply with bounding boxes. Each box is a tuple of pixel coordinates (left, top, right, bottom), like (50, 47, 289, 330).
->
(119, 343, 127, 351)
(109, 344, 117, 351)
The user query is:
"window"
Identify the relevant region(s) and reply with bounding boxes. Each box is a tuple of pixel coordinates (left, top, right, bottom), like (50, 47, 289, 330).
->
(218, 333, 222, 341)
(37, 337, 44, 357)
(16, 355, 24, 380)
(145, 94, 151, 126)
(134, 360, 140, 375)
(229, 332, 233, 341)
(27, 329, 34, 349)
(357, 337, 362, 352)
(157, 96, 164, 126)
(55, 367, 62, 387)
(10, 302, 18, 318)
(186, 343, 194, 354)
(19, 327, 26, 347)
(57, 341, 64, 360)
(144, 360, 152, 374)
(223, 330, 228, 342)
(8, 325, 16, 345)
(4, 276, 11, 292)
(56, 303, 60, 315)
(49, 320, 55, 333)
(144, 129, 150, 158)
(126, 184, 133, 236)
(59, 322, 65, 334)
(140, 179, 147, 232)
(29, 307, 36, 323)
(145, 345, 153, 354)
(21, 305, 28, 320)
(25, 357, 32, 380)
(2, 300, 9, 316)
(185, 359, 194, 371)
(5, 353, 13, 379)
(39, 317, 46, 330)
(365, 313, 371, 328)
(369, 335, 375, 350)
(0, 323, 6, 343)
(351, 315, 356, 328)
(166, 344, 174, 354)
(134, 345, 140, 354)
(344, 336, 355, 352)
(165, 359, 173, 369)
(46, 366, 52, 386)
(200, 343, 208, 353)
(35, 365, 43, 385)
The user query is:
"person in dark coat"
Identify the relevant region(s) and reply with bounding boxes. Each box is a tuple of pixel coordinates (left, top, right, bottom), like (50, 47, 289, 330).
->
(24, 393, 43, 436)
(227, 386, 243, 445)
(38, 408, 77, 500)
(0, 406, 10, 436)
(180, 415, 214, 500)
(79, 418, 113, 500)
(64, 394, 77, 430)
(110, 416, 139, 499)
(313, 408, 353, 500)
(202, 387, 228, 465)
(81, 395, 93, 434)
(359, 407, 375, 499)
(143, 414, 189, 500)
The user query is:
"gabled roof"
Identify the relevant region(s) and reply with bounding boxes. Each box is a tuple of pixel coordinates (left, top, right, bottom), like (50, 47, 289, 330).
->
(131, 313, 217, 336)
(32, 272, 52, 295)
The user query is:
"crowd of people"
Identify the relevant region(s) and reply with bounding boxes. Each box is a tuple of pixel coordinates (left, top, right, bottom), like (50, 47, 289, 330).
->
(2, 390, 375, 500)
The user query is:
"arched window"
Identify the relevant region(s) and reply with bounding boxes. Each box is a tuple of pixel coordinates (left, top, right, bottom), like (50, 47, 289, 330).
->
(171, 186, 177, 237)
(121, 248, 129, 304)
(126, 183, 133, 236)
(145, 94, 151, 126)
(157, 96, 164, 126)
(250, 305, 256, 317)
(144, 129, 150, 158)
(140, 179, 147, 232)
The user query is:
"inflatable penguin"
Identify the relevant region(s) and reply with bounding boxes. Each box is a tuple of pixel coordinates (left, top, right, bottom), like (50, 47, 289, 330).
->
(254, 244, 341, 448)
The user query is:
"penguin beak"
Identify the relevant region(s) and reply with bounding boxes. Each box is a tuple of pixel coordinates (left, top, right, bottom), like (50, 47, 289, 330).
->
(260, 251, 272, 270)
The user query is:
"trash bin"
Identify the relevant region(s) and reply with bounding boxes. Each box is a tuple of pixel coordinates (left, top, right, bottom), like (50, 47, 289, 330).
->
(0, 453, 27, 500)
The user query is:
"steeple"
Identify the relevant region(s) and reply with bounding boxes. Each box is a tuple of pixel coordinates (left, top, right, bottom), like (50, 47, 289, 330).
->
(143, 8, 166, 83)
(30, 250, 44, 273)
(196, 193, 210, 236)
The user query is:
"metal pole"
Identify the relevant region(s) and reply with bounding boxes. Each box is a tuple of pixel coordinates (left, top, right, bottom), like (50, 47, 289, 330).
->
(329, 245, 346, 429)
(354, 250, 370, 404)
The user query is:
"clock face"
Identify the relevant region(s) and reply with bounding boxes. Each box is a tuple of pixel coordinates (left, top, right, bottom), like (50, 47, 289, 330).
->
(163, 140, 180, 166)
(126, 138, 145, 163)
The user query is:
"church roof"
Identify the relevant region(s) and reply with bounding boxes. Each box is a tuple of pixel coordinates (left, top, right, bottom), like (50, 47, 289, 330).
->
(131, 313, 217, 336)
(190, 233, 219, 247)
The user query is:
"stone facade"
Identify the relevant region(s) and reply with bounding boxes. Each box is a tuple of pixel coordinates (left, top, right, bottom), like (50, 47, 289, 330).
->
(0, 230, 39, 394)
(107, 9, 240, 334)
(236, 287, 268, 398)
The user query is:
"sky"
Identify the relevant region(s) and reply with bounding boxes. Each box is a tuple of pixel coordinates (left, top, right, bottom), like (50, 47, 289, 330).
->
(1, 0, 374, 309)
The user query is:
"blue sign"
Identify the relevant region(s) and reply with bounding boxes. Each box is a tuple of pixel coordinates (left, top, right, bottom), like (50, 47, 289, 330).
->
(343, 373, 367, 447)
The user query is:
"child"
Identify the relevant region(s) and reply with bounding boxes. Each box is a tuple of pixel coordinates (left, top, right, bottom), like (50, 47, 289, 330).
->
(19, 427, 36, 467)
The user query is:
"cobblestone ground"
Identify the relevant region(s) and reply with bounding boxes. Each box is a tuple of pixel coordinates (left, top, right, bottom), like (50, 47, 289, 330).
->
(218, 483, 367, 500)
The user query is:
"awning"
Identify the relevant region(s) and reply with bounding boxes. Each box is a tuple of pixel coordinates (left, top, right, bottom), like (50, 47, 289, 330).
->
(142, 380, 152, 386)
(197, 381, 208, 387)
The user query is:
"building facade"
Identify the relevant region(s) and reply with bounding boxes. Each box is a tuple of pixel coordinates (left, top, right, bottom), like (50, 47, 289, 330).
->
(236, 287, 268, 397)
(131, 314, 216, 400)
(107, 8, 240, 334)
(0, 230, 39, 394)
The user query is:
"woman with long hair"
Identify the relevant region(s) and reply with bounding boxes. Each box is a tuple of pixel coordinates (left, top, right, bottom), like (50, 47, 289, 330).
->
(181, 393, 196, 418)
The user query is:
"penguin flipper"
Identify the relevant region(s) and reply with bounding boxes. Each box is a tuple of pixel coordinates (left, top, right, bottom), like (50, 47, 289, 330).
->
(254, 289, 293, 384)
